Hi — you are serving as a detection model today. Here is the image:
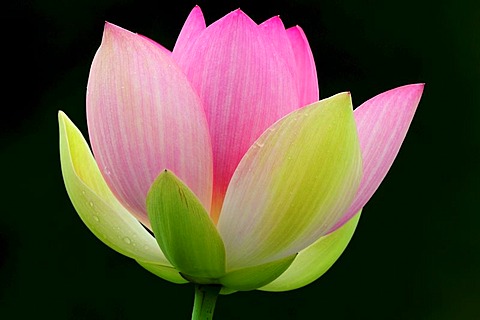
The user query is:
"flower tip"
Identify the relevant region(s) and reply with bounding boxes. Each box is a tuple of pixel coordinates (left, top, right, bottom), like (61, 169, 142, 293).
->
(230, 8, 250, 19)
(189, 5, 204, 18)
(416, 82, 426, 90)
(102, 22, 135, 43)
(57, 110, 68, 123)
(103, 21, 117, 31)
(260, 15, 284, 29)
(398, 83, 425, 98)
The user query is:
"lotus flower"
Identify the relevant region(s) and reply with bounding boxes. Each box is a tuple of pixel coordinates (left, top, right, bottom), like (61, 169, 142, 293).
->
(58, 5, 423, 317)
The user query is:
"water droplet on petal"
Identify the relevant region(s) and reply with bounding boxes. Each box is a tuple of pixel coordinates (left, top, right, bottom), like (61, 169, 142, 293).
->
(89, 201, 94, 207)
(93, 215, 99, 222)
(123, 237, 131, 244)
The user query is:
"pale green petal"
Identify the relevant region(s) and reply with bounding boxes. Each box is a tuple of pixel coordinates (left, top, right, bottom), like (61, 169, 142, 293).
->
(219, 255, 296, 291)
(137, 261, 188, 284)
(219, 287, 237, 295)
(59, 111, 172, 269)
(218, 93, 363, 269)
(260, 212, 361, 292)
(146, 171, 226, 281)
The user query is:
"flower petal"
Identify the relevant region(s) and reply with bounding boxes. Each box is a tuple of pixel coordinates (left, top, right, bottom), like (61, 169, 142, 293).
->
(220, 254, 296, 291)
(172, 10, 301, 222)
(259, 211, 361, 292)
(59, 112, 185, 284)
(146, 171, 226, 281)
(87, 23, 213, 227)
(218, 93, 362, 269)
(331, 84, 424, 231)
(286, 25, 319, 105)
(172, 6, 206, 55)
(259, 16, 299, 101)
(137, 261, 188, 284)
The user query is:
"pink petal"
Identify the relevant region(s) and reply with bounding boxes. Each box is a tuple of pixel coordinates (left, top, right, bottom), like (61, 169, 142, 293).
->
(87, 23, 213, 227)
(172, 6, 206, 56)
(286, 26, 319, 105)
(172, 10, 301, 222)
(330, 83, 424, 232)
(259, 16, 299, 100)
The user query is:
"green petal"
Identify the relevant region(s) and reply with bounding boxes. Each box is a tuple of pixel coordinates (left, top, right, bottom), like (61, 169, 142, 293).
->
(146, 171, 226, 281)
(219, 255, 296, 291)
(59, 112, 176, 275)
(137, 261, 188, 284)
(219, 287, 237, 295)
(259, 212, 361, 292)
(218, 92, 363, 269)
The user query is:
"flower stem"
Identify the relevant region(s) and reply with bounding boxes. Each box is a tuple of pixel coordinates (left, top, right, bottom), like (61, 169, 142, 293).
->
(191, 284, 221, 320)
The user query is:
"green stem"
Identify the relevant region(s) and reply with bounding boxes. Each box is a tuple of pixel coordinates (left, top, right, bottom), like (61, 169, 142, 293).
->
(191, 284, 221, 320)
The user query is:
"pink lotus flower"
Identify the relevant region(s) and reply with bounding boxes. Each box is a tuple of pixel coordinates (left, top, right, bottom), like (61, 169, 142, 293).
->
(58, 5, 423, 315)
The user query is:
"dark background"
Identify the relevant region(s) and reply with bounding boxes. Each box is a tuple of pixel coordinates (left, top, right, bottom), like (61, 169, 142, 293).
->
(2, 0, 479, 319)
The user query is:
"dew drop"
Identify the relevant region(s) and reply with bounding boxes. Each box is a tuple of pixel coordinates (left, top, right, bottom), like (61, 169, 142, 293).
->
(143, 245, 149, 250)
(123, 237, 132, 244)
(81, 190, 86, 195)
(255, 141, 265, 148)
(92, 215, 100, 222)
(89, 201, 94, 207)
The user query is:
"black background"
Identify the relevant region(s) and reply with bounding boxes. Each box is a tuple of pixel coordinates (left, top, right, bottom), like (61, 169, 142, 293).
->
(2, 0, 479, 319)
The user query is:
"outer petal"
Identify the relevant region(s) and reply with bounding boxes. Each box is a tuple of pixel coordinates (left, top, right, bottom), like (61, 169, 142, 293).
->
(331, 84, 424, 231)
(260, 211, 361, 292)
(219, 255, 296, 291)
(172, 6, 206, 55)
(59, 112, 185, 284)
(87, 23, 212, 227)
(137, 261, 188, 284)
(146, 171, 226, 281)
(218, 93, 362, 269)
(286, 26, 319, 105)
(172, 10, 301, 222)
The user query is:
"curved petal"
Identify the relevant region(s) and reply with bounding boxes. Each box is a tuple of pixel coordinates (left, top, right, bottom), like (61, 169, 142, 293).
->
(146, 171, 225, 281)
(137, 261, 188, 284)
(218, 93, 362, 269)
(331, 83, 424, 231)
(87, 23, 213, 227)
(173, 6, 206, 55)
(286, 25, 319, 105)
(59, 112, 184, 284)
(259, 211, 361, 292)
(219, 254, 296, 291)
(172, 10, 300, 222)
